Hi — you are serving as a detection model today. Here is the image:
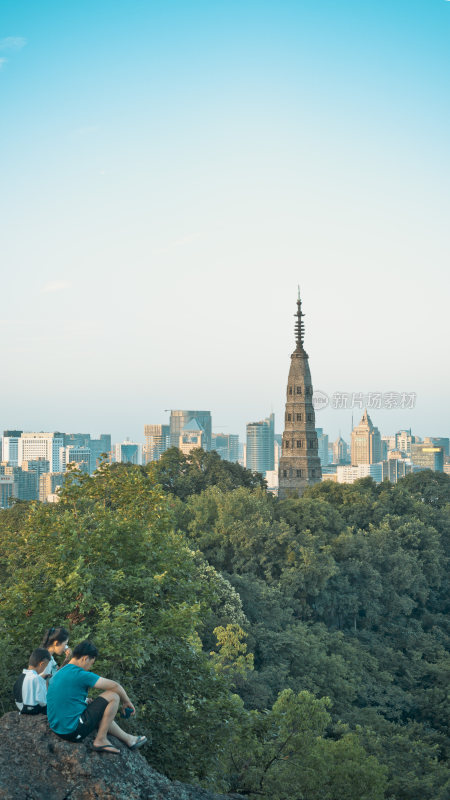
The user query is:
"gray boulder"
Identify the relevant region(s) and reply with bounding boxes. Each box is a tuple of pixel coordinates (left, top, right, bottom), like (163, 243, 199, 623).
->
(0, 712, 242, 800)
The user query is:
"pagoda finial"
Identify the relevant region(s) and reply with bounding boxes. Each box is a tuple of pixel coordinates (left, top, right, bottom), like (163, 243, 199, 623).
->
(295, 287, 305, 350)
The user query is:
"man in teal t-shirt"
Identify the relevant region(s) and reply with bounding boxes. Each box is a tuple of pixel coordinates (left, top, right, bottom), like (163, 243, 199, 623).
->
(47, 640, 147, 755)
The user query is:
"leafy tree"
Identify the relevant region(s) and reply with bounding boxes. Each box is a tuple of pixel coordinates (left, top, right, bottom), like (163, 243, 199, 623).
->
(0, 463, 241, 783)
(149, 447, 266, 501)
(224, 689, 386, 800)
(1, 464, 449, 797)
(400, 469, 450, 509)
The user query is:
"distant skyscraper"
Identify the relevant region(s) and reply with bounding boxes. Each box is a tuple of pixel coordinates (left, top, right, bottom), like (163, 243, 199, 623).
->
(39, 472, 65, 503)
(424, 437, 449, 457)
(1, 431, 22, 467)
(336, 464, 383, 484)
(60, 446, 91, 474)
(381, 435, 396, 457)
(278, 292, 322, 498)
(0, 474, 14, 508)
(62, 434, 111, 473)
(87, 435, 111, 473)
(394, 429, 416, 456)
(410, 443, 444, 472)
(21, 458, 50, 483)
(178, 418, 205, 455)
(13, 432, 64, 473)
(351, 411, 382, 465)
(170, 411, 212, 451)
(381, 459, 413, 483)
(316, 428, 329, 467)
(114, 442, 143, 465)
(211, 433, 239, 463)
(333, 435, 349, 464)
(144, 424, 170, 463)
(0, 463, 38, 501)
(246, 413, 275, 474)
(63, 433, 91, 448)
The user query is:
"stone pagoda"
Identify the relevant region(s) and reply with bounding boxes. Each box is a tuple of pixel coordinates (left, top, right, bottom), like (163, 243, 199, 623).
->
(278, 291, 322, 498)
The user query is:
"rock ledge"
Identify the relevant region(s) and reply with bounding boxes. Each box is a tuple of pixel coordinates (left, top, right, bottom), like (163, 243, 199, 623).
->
(0, 712, 241, 800)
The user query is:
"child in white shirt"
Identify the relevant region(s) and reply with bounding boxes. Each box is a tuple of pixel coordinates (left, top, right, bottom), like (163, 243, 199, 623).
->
(14, 648, 51, 715)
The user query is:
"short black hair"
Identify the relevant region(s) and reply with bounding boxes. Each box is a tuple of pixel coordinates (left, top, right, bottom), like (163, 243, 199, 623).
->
(29, 648, 51, 667)
(72, 641, 98, 660)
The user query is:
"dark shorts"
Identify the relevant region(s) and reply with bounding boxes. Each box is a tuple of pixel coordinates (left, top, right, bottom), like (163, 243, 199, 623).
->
(56, 697, 109, 742)
(20, 705, 47, 716)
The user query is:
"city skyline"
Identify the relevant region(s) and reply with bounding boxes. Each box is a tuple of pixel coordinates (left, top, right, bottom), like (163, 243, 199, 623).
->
(2, 417, 447, 508)
(1, 1, 449, 442)
(1, 408, 447, 453)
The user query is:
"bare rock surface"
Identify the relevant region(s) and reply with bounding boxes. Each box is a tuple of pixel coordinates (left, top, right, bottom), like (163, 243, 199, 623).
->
(0, 712, 241, 800)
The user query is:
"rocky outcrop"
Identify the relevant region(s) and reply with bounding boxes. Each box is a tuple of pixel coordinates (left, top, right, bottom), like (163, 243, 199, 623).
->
(0, 713, 242, 800)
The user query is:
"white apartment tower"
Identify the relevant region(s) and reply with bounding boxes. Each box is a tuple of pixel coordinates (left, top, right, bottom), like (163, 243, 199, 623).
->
(18, 433, 64, 472)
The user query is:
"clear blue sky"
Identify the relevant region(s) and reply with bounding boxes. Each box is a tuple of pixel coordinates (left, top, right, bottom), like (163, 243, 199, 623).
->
(1, 0, 449, 443)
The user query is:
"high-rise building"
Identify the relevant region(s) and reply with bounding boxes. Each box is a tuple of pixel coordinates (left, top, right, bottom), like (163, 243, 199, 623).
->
(60, 446, 91, 474)
(21, 458, 50, 482)
(170, 411, 212, 451)
(15, 432, 64, 472)
(1, 431, 22, 467)
(39, 472, 65, 503)
(316, 428, 329, 467)
(178, 418, 205, 455)
(63, 433, 91, 448)
(62, 433, 111, 473)
(88, 435, 111, 473)
(246, 413, 275, 474)
(144, 424, 170, 463)
(424, 437, 449, 457)
(381, 459, 413, 483)
(0, 474, 14, 508)
(381, 435, 396, 459)
(114, 442, 143, 465)
(351, 411, 382, 465)
(333, 435, 349, 464)
(336, 464, 383, 484)
(211, 433, 240, 463)
(278, 292, 322, 498)
(410, 443, 444, 472)
(0, 463, 38, 501)
(394, 430, 416, 456)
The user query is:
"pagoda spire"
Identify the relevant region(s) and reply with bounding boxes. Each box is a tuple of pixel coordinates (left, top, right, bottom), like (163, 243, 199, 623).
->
(294, 286, 305, 351)
(279, 289, 322, 498)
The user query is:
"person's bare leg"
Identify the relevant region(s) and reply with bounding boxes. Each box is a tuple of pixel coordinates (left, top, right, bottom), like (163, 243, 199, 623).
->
(93, 691, 120, 751)
(107, 719, 140, 747)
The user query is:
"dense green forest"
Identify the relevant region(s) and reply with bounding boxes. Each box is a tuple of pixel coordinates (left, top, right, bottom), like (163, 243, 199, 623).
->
(0, 449, 448, 799)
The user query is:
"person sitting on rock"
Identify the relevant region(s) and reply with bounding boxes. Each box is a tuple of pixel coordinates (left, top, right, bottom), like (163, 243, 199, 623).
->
(13, 648, 51, 715)
(46, 640, 147, 755)
(40, 626, 72, 679)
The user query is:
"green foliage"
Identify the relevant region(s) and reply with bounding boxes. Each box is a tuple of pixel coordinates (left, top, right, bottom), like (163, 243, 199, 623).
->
(174, 473, 450, 798)
(0, 463, 240, 782)
(1, 465, 448, 798)
(400, 469, 450, 508)
(149, 447, 266, 500)
(224, 689, 386, 800)
(211, 624, 254, 684)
